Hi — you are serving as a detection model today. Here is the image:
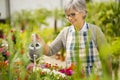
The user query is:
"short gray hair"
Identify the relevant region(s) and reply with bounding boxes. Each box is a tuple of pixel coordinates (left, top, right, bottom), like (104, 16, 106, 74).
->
(64, 0, 87, 18)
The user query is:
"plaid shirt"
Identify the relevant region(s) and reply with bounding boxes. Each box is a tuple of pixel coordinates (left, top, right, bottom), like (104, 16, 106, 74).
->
(66, 23, 102, 76)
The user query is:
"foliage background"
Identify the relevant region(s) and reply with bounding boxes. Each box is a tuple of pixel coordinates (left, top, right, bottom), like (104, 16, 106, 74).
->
(0, 1, 120, 80)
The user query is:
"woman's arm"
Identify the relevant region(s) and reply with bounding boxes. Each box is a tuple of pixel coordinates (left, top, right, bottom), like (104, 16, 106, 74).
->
(34, 27, 68, 56)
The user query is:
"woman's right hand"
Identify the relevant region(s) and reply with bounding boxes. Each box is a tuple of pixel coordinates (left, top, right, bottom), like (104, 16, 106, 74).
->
(31, 33, 50, 55)
(31, 33, 45, 45)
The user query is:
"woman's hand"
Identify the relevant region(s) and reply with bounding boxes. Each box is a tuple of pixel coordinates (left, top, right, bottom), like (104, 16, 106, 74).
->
(31, 33, 45, 46)
(31, 33, 49, 55)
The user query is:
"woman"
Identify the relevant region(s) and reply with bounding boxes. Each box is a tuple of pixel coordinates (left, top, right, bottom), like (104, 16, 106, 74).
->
(34, 0, 112, 79)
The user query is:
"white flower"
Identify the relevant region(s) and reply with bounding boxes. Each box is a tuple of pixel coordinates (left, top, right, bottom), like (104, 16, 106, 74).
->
(51, 70, 66, 78)
(42, 68, 51, 73)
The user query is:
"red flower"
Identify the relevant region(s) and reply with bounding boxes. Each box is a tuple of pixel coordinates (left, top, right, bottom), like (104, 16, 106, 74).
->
(59, 68, 73, 76)
(5, 51, 10, 56)
(26, 63, 34, 71)
(12, 35, 16, 41)
(53, 64, 58, 70)
(59, 69, 65, 73)
(4, 60, 9, 65)
(65, 69, 73, 76)
(0, 47, 4, 52)
(45, 63, 51, 68)
(0, 61, 8, 68)
(0, 35, 5, 39)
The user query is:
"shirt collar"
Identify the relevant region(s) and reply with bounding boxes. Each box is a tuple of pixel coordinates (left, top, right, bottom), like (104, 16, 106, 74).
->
(69, 22, 87, 33)
(80, 22, 87, 32)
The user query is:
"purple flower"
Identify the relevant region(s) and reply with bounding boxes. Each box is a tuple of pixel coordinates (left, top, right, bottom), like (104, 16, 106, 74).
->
(40, 64, 46, 69)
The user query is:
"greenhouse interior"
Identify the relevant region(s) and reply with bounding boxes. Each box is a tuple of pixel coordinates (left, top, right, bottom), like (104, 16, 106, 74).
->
(0, 0, 120, 80)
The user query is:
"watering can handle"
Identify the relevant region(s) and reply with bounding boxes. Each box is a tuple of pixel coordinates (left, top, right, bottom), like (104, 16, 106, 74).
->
(32, 33, 36, 43)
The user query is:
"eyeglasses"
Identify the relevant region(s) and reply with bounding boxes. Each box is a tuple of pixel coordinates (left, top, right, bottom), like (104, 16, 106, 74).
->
(65, 12, 79, 19)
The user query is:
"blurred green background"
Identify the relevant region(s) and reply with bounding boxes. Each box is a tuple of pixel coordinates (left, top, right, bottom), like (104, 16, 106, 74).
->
(0, 0, 120, 80)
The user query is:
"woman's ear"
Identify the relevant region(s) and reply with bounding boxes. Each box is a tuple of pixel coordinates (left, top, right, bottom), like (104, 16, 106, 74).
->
(82, 11, 86, 19)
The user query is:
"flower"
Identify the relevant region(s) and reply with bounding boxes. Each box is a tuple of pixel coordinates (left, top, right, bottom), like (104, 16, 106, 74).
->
(26, 63, 35, 71)
(0, 46, 10, 61)
(65, 69, 73, 76)
(59, 68, 73, 76)
(26, 62, 73, 79)
(0, 47, 4, 52)
(4, 51, 10, 56)
(0, 60, 8, 69)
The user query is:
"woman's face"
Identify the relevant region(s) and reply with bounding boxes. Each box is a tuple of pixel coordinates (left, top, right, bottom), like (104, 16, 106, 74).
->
(65, 9, 84, 27)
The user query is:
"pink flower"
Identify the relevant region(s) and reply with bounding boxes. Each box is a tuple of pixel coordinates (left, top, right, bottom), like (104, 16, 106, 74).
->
(59, 68, 73, 76)
(4, 60, 9, 65)
(0, 47, 4, 52)
(40, 64, 46, 68)
(5, 51, 10, 56)
(26, 63, 34, 71)
(0, 35, 5, 39)
(59, 69, 65, 73)
(65, 69, 73, 76)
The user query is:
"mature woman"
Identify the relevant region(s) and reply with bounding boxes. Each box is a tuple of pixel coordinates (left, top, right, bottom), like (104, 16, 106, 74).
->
(34, 0, 112, 79)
